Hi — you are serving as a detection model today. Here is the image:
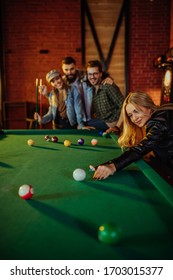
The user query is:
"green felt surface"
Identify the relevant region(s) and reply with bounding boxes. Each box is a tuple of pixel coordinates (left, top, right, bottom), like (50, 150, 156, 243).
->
(0, 129, 173, 260)
(110, 133, 173, 207)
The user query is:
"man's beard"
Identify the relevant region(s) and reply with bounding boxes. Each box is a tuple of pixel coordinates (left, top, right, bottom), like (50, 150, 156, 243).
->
(66, 74, 77, 83)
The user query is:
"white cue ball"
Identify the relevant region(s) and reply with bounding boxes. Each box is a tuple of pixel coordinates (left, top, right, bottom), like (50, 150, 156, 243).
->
(73, 168, 86, 181)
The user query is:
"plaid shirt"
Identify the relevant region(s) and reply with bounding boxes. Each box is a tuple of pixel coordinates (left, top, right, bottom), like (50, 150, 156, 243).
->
(92, 84, 124, 122)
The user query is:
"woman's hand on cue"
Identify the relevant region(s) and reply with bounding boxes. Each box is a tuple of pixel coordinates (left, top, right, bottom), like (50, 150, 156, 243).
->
(39, 84, 48, 97)
(90, 163, 116, 180)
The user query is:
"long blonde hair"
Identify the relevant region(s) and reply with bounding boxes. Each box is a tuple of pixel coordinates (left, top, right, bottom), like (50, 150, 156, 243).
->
(118, 92, 173, 149)
(50, 85, 68, 107)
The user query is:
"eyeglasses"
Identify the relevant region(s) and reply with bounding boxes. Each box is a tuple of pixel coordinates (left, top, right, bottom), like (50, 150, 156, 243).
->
(87, 72, 100, 77)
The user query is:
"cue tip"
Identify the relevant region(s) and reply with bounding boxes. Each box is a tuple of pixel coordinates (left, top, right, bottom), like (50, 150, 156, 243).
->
(89, 165, 96, 172)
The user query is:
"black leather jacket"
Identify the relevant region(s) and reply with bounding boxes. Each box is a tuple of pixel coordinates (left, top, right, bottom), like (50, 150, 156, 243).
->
(112, 110, 173, 170)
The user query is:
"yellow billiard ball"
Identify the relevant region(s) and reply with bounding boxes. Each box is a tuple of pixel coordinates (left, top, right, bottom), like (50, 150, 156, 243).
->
(64, 139, 71, 147)
(27, 139, 35, 146)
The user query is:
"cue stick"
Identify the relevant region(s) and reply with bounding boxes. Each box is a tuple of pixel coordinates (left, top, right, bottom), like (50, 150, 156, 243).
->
(89, 159, 114, 172)
(89, 165, 96, 172)
(39, 79, 42, 129)
(35, 78, 39, 128)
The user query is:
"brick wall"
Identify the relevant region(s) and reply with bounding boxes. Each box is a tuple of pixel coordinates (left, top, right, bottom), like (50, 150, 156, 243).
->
(1, 0, 171, 128)
(1, 0, 82, 108)
(128, 0, 170, 104)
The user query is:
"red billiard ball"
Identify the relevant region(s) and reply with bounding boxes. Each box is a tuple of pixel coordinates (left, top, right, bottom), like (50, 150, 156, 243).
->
(51, 136, 58, 143)
(44, 135, 50, 141)
(77, 138, 84, 145)
(18, 184, 34, 200)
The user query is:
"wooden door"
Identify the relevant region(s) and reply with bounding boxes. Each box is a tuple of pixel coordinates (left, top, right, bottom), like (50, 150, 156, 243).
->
(82, 0, 126, 95)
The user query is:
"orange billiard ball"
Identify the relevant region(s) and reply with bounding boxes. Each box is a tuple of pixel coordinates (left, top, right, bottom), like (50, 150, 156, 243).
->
(91, 139, 98, 146)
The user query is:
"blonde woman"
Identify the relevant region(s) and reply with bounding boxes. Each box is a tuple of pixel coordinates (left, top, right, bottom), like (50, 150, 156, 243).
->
(34, 69, 85, 129)
(90, 92, 173, 179)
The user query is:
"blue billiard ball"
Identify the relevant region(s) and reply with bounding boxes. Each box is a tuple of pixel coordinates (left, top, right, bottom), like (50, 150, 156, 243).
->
(77, 138, 84, 145)
(99, 131, 103, 136)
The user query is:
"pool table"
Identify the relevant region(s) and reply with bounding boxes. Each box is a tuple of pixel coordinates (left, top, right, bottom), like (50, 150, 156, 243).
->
(0, 129, 173, 260)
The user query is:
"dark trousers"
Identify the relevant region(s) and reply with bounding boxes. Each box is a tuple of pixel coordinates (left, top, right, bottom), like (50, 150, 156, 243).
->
(87, 118, 108, 130)
(56, 118, 76, 129)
